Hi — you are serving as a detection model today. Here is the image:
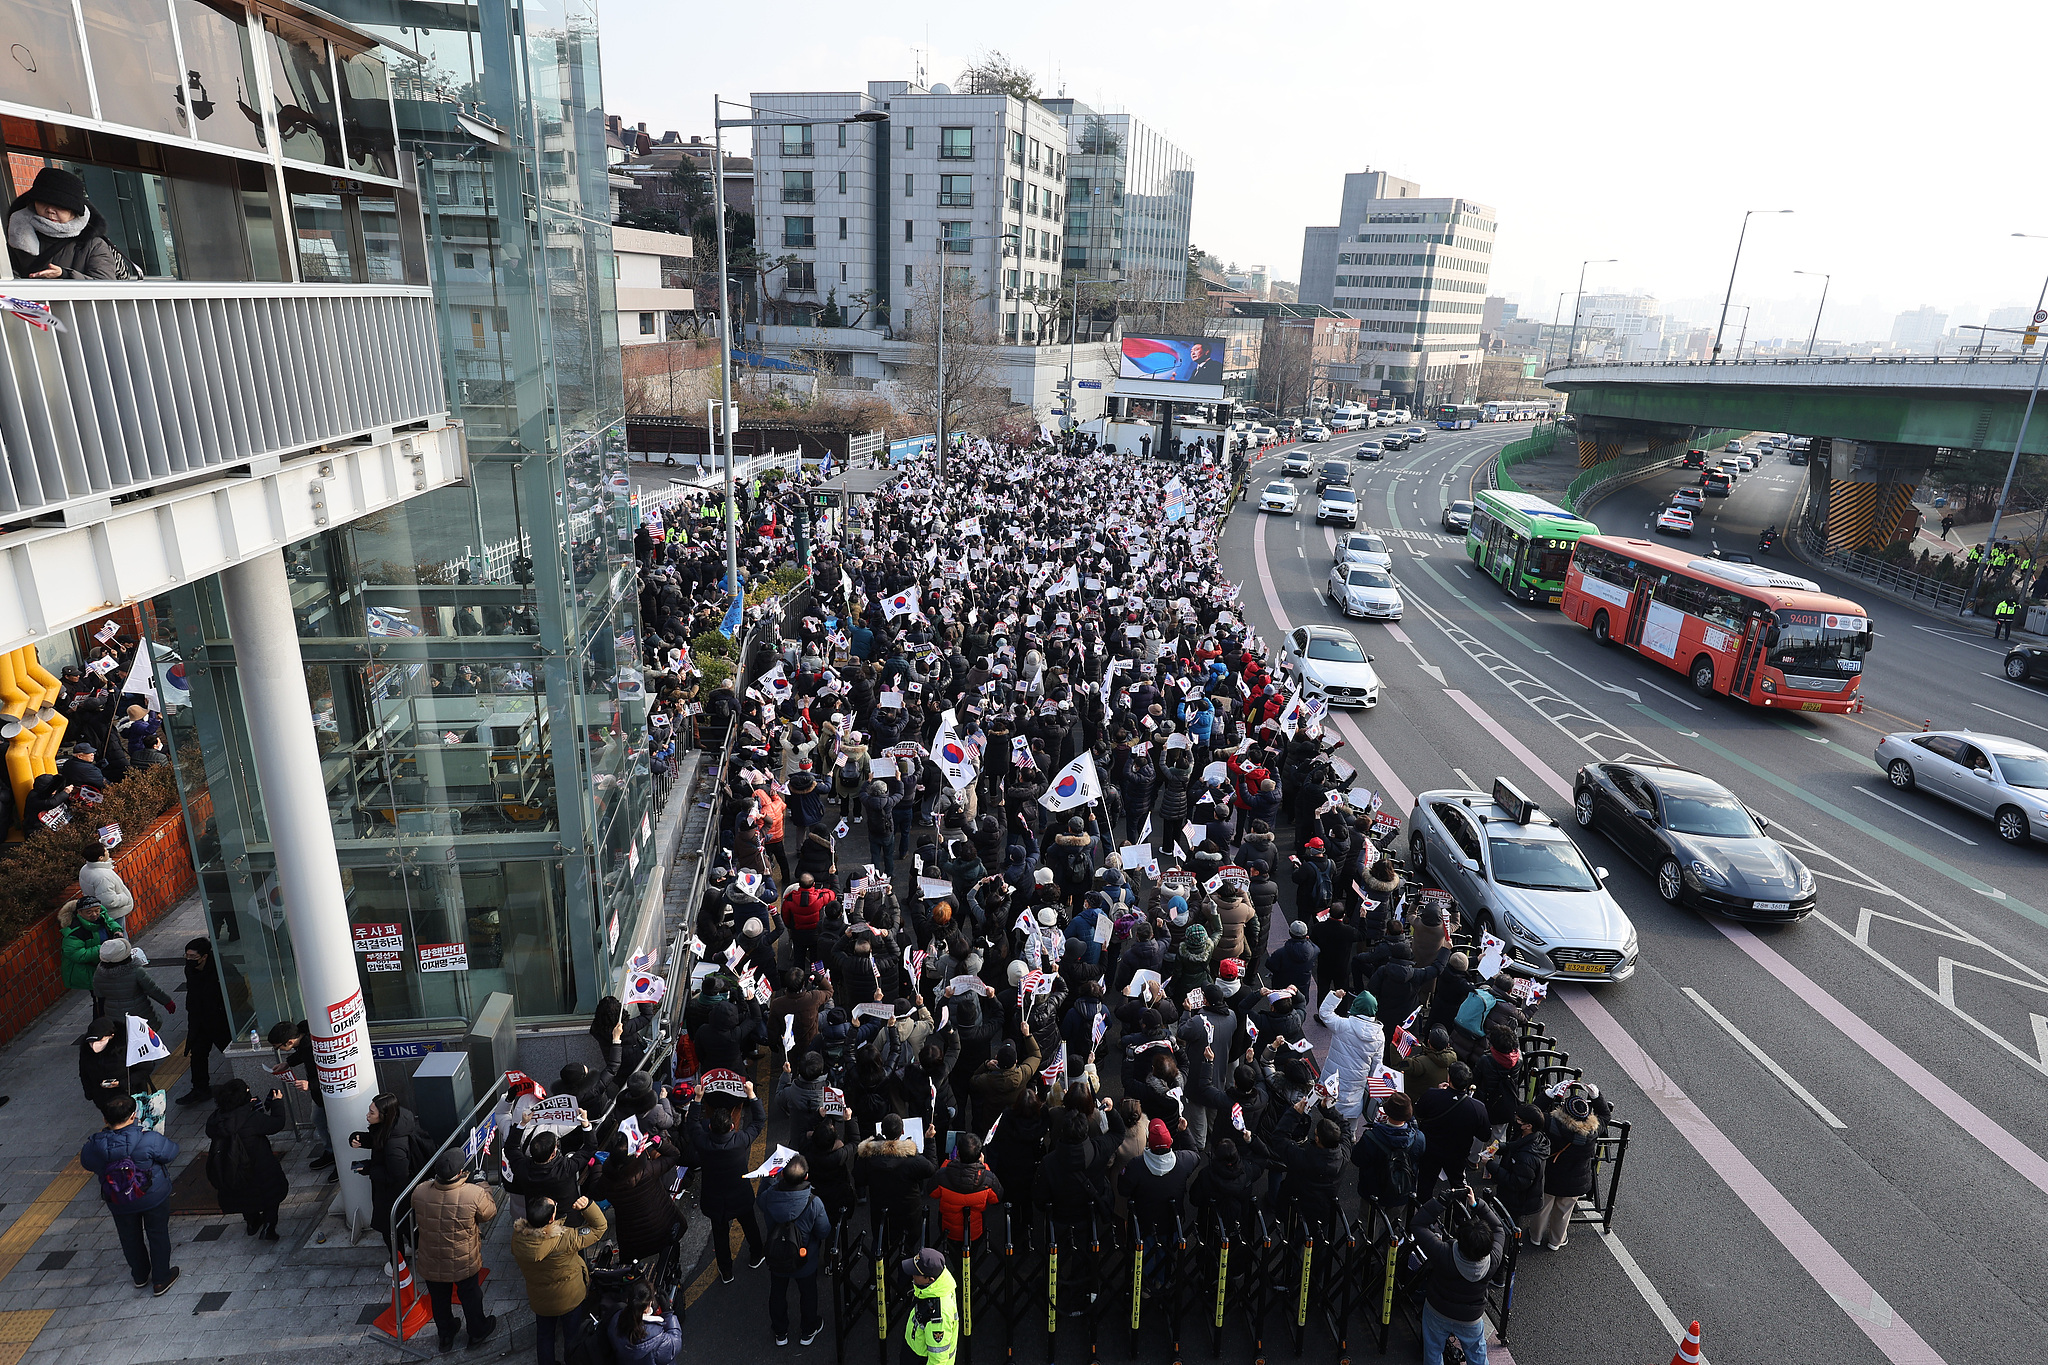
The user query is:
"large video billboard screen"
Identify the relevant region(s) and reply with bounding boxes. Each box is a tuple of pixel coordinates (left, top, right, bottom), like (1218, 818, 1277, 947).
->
(1119, 334, 1225, 387)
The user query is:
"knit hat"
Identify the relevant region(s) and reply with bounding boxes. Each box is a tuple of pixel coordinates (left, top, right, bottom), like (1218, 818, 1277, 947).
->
(1183, 923, 1210, 951)
(99, 938, 131, 963)
(1146, 1119, 1173, 1152)
(1565, 1096, 1594, 1121)
(742, 918, 764, 937)
(1007, 960, 1027, 986)
(27, 167, 86, 214)
(1346, 989, 1378, 1018)
(1288, 919, 1309, 938)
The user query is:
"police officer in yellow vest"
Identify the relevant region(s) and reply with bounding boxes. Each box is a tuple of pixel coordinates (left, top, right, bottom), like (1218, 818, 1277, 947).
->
(899, 1248, 958, 1365)
(1995, 597, 2018, 640)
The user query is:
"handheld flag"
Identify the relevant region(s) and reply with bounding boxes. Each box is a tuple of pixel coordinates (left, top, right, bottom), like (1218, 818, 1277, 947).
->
(882, 585, 922, 620)
(1040, 1041, 1067, 1087)
(1038, 751, 1102, 812)
(624, 972, 667, 1005)
(126, 1014, 171, 1067)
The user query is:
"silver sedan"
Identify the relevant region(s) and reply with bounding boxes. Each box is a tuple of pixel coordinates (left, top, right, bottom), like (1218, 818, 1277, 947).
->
(1876, 730, 2048, 844)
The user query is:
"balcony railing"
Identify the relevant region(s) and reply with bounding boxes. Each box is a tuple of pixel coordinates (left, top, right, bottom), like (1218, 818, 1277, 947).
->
(784, 233, 816, 248)
(939, 191, 972, 207)
(780, 141, 814, 158)
(0, 282, 445, 524)
(942, 239, 973, 255)
(781, 188, 814, 203)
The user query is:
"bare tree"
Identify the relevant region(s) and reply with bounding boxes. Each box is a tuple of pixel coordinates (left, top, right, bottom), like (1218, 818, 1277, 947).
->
(1258, 321, 1315, 415)
(956, 50, 1041, 101)
(893, 272, 1014, 438)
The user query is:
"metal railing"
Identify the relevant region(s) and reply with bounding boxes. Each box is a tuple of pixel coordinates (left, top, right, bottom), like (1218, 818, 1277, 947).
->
(1797, 531, 1970, 610)
(0, 282, 443, 522)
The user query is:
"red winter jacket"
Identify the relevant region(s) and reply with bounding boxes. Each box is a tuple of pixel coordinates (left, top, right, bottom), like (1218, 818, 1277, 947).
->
(924, 1159, 1004, 1242)
(783, 886, 834, 933)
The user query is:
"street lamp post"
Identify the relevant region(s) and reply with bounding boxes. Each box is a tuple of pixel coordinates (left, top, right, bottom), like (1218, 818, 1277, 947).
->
(1794, 270, 1831, 357)
(1730, 305, 1752, 363)
(1712, 209, 1792, 363)
(712, 95, 885, 600)
(1965, 237, 2048, 613)
(1541, 291, 1567, 370)
(1564, 259, 1617, 366)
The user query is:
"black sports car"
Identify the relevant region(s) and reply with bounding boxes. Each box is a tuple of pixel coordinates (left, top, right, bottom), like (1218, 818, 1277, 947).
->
(1572, 762, 1815, 921)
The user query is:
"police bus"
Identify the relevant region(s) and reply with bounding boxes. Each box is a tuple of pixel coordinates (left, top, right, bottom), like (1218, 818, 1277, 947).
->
(1466, 488, 1601, 605)
(1561, 535, 1872, 712)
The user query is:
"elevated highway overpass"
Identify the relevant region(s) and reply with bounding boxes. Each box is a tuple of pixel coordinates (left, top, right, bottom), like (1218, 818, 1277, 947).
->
(1545, 353, 2048, 551)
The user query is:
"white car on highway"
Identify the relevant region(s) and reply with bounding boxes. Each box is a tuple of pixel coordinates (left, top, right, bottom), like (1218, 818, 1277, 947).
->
(1656, 506, 1695, 536)
(1301, 424, 1331, 443)
(1672, 486, 1704, 510)
(1334, 530, 1394, 572)
(1282, 451, 1315, 475)
(1260, 481, 1300, 515)
(1279, 623, 1382, 708)
(1327, 563, 1404, 620)
(1409, 779, 1639, 982)
(1316, 486, 1359, 526)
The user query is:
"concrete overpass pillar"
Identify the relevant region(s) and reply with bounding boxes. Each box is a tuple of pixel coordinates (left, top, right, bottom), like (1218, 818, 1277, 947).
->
(1576, 435, 1622, 469)
(1823, 477, 1918, 552)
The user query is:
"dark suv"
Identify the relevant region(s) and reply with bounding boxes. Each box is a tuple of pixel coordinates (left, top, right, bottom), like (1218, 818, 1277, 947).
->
(1315, 460, 1353, 492)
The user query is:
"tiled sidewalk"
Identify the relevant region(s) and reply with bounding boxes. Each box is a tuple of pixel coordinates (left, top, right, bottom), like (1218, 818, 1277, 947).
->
(0, 896, 524, 1365)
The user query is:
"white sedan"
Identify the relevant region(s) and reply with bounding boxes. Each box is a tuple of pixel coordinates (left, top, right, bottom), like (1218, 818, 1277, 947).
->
(1334, 530, 1394, 572)
(1279, 623, 1382, 708)
(1656, 506, 1695, 536)
(1260, 481, 1300, 515)
(1301, 425, 1331, 443)
(1327, 563, 1404, 620)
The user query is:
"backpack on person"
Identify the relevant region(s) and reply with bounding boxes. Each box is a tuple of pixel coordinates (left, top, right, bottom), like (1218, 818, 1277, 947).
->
(1308, 858, 1332, 906)
(1382, 1139, 1418, 1205)
(99, 1153, 155, 1209)
(764, 1192, 818, 1274)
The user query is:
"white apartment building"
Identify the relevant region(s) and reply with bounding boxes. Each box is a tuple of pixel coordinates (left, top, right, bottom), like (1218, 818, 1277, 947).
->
(749, 82, 1071, 343)
(613, 224, 694, 344)
(1298, 171, 1495, 405)
(1574, 292, 1665, 363)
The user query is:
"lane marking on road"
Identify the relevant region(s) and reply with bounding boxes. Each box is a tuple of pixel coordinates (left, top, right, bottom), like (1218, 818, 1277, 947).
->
(1979, 671, 2048, 699)
(1443, 688, 1572, 799)
(1681, 986, 1847, 1128)
(1910, 624, 2002, 656)
(1562, 987, 1947, 1365)
(1716, 919, 2048, 1197)
(1634, 676, 1704, 711)
(1969, 699, 2048, 735)
(1252, 509, 1412, 810)
(1593, 1225, 1710, 1362)
(1854, 786, 1979, 844)
(1451, 766, 1476, 790)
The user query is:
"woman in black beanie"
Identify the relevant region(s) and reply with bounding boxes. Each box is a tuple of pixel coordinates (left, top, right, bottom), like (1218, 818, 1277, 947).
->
(6, 167, 123, 279)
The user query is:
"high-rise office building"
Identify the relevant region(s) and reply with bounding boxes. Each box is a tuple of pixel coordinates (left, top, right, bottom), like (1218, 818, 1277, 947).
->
(1041, 99, 1194, 307)
(1889, 305, 1948, 352)
(1298, 170, 1494, 405)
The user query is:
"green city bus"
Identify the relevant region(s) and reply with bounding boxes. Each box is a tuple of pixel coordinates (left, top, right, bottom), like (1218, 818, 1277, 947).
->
(1465, 488, 1601, 605)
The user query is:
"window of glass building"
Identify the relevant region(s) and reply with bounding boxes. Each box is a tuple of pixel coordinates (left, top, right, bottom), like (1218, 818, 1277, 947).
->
(174, 0, 268, 154)
(782, 170, 813, 202)
(80, 0, 187, 136)
(0, 0, 90, 118)
(781, 124, 812, 156)
(783, 216, 814, 247)
(264, 19, 343, 168)
(339, 51, 399, 179)
(940, 127, 972, 159)
(939, 175, 970, 207)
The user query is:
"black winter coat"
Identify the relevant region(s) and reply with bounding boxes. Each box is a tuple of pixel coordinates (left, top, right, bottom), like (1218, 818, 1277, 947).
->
(205, 1096, 290, 1214)
(589, 1137, 687, 1259)
(686, 1097, 766, 1217)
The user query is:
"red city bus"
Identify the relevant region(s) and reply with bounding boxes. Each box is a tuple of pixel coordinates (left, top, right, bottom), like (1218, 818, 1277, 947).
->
(1561, 535, 1872, 713)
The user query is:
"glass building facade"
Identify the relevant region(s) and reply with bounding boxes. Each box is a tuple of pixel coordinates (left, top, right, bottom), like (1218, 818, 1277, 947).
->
(147, 0, 646, 1032)
(1044, 99, 1193, 305)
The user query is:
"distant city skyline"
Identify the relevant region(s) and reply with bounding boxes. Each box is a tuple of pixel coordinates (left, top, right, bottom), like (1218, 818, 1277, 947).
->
(598, 0, 2048, 344)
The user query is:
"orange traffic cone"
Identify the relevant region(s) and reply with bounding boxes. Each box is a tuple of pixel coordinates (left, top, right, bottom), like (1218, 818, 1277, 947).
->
(1669, 1320, 1703, 1365)
(373, 1255, 433, 1340)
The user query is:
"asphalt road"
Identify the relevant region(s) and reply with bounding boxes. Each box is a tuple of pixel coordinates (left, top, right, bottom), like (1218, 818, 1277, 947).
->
(1220, 424, 2048, 1365)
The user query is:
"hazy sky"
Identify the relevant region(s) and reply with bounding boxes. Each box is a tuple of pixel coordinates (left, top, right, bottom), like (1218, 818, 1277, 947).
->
(595, 0, 2048, 343)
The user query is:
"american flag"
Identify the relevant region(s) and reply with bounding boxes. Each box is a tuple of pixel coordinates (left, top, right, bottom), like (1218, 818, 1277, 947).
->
(1367, 1070, 1398, 1099)
(905, 944, 927, 980)
(1017, 969, 1049, 1007)
(1390, 1024, 1418, 1058)
(1230, 1102, 1246, 1132)
(1040, 1042, 1067, 1087)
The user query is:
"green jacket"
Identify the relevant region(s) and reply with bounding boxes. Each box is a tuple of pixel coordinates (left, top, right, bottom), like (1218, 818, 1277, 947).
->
(60, 905, 118, 991)
(905, 1267, 959, 1365)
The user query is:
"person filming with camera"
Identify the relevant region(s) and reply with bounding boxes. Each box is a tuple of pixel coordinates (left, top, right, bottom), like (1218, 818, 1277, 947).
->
(1411, 1183, 1506, 1365)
